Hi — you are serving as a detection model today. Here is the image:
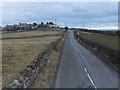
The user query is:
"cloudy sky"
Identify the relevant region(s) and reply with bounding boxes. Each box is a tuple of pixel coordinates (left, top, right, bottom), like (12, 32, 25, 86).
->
(1, 2, 118, 29)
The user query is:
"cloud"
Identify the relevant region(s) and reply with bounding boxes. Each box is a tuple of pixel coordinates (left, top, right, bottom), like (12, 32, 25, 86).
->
(2, 2, 118, 29)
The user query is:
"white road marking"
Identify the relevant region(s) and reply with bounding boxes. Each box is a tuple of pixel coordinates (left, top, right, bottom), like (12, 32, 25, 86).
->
(85, 68, 97, 90)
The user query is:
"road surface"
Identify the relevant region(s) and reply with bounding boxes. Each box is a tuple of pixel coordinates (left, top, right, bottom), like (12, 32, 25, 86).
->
(55, 31, 119, 89)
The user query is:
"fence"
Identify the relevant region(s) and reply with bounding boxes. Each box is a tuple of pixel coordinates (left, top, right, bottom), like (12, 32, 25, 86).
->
(3, 33, 64, 89)
(74, 31, 120, 64)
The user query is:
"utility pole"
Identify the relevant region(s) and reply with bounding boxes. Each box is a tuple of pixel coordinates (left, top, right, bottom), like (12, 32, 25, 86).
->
(83, 20, 84, 30)
(55, 19, 56, 28)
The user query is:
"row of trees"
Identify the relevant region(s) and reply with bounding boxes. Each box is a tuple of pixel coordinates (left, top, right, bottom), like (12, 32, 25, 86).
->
(33, 22, 54, 26)
(32, 22, 56, 28)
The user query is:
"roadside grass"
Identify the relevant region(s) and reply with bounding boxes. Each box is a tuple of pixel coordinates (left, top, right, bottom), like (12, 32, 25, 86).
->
(2, 27, 62, 38)
(97, 51, 119, 71)
(30, 33, 66, 88)
(76, 31, 119, 72)
(85, 45, 120, 72)
(2, 34, 61, 87)
(78, 31, 118, 51)
(30, 51, 60, 88)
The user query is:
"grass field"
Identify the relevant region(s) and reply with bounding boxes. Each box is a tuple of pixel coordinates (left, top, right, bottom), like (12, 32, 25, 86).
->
(2, 27, 61, 38)
(78, 31, 118, 51)
(2, 28, 63, 87)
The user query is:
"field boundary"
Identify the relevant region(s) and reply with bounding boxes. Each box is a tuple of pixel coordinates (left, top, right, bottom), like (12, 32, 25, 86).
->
(77, 29, 119, 36)
(2, 34, 61, 40)
(2, 33, 65, 89)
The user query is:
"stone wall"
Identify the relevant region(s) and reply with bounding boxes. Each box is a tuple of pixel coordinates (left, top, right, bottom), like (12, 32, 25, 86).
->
(3, 34, 64, 89)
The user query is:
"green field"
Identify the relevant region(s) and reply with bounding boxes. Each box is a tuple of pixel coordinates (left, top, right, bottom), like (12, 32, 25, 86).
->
(77, 31, 118, 51)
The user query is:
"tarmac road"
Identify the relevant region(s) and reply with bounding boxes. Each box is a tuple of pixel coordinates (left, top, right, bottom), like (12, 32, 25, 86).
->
(55, 30, 119, 89)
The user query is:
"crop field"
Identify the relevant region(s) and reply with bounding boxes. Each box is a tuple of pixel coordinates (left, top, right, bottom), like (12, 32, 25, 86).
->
(2, 28, 63, 87)
(77, 31, 119, 51)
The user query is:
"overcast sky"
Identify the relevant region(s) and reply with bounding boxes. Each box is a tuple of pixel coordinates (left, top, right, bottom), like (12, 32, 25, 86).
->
(1, 2, 118, 29)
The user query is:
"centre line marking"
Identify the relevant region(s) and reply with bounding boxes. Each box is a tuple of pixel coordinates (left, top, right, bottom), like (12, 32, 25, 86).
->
(85, 68, 97, 90)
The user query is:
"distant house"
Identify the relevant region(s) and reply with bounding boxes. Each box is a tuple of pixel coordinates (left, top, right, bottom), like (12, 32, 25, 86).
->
(47, 24, 55, 28)
(3, 24, 19, 32)
(2, 21, 60, 32)
(31, 25, 38, 30)
(18, 23, 31, 31)
(19, 23, 28, 26)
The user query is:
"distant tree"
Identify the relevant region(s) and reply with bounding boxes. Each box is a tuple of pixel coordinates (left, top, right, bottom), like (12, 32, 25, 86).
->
(49, 22, 54, 25)
(33, 23, 37, 26)
(46, 22, 49, 25)
(41, 22, 44, 26)
(64, 26, 68, 31)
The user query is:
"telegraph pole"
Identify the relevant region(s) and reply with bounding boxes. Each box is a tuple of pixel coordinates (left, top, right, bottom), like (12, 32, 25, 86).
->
(55, 19, 56, 28)
(83, 20, 84, 30)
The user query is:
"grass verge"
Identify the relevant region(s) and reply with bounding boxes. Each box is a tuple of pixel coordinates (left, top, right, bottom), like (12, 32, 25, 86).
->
(78, 31, 118, 51)
(30, 33, 66, 88)
(76, 37, 120, 73)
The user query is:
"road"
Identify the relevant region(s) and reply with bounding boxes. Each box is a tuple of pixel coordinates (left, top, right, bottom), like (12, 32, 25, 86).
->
(55, 30, 119, 89)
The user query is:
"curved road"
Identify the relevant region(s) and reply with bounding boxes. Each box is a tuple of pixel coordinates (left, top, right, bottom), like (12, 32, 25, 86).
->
(55, 30, 119, 89)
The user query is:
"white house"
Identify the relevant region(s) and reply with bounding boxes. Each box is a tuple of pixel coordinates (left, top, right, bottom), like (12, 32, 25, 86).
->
(47, 24, 59, 28)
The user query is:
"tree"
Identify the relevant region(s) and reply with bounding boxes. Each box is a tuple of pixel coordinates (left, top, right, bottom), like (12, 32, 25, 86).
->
(33, 23, 37, 26)
(41, 22, 44, 26)
(49, 22, 54, 25)
(64, 26, 68, 31)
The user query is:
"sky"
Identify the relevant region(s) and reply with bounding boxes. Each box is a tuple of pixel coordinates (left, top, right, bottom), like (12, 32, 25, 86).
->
(1, 1, 118, 29)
